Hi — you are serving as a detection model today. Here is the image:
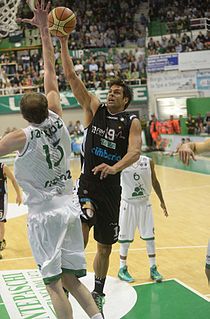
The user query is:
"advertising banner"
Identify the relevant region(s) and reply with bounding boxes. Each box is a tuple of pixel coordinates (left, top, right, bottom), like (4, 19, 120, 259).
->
(196, 72, 210, 90)
(0, 86, 147, 114)
(147, 53, 178, 72)
(147, 70, 196, 92)
(179, 50, 210, 71)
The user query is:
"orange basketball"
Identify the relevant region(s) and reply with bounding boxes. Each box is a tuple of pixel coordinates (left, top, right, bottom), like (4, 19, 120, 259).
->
(48, 7, 76, 37)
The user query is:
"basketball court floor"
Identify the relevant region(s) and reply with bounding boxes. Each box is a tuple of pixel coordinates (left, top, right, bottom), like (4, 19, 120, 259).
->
(0, 153, 209, 318)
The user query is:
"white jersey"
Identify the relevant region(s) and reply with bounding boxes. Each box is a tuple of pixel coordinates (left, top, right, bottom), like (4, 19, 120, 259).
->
(121, 155, 152, 203)
(14, 110, 73, 206)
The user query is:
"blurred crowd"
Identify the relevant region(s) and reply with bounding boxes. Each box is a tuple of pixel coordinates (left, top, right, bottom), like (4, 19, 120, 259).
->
(149, 0, 210, 34)
(0, 47, 145, 93)
(143, 112, 210, 152)
(17, 0, 146, 49)
(147, 0, 210, 55)
(147, 31, 210, 55)
(0, 0, 148, 93)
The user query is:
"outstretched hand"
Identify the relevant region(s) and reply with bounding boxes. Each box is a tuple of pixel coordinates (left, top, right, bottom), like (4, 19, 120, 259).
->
(16, 0, 51, 28)
(160, 202, 168, 217)
(92, 163, 117, 179)
(178, 144, 196, 165)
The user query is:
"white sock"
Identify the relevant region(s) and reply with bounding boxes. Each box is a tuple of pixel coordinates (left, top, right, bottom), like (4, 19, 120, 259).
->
(120, 242, 130, 268)
(146, 240, 156, 267)
(91, 314, 104, 319)
(120, 258, 126, 269)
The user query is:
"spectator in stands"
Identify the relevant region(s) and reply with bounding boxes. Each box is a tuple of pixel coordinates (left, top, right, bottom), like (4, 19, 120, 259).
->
(74, 120, 84, 136)
(150, 114, 161, 149)
(167, 115, 176, 134)
(196, 31, 205, 43)
(67, 121, 75, 135)
(31, 51, 41, 72)
(195, 113, 204, 134)
(185, 114, 196, 135)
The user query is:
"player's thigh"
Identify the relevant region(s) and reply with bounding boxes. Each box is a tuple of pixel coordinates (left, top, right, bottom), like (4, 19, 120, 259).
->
(118, 201, 137, 241)
(138, 202, 154, 240)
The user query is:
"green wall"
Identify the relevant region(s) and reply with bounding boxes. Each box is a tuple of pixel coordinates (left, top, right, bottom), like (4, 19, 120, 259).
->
(187, 97, 210, 116)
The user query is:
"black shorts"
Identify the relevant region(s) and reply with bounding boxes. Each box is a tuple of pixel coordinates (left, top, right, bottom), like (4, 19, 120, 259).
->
(0, 194, 7, 222)
(78, 176, 121, 245)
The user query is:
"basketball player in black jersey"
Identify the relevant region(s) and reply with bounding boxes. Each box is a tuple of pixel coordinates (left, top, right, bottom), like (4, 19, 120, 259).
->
(0, 163, 22, 259)
(59, 35, 141, 316)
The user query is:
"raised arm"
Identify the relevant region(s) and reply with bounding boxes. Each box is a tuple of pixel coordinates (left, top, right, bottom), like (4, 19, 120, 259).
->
(59, 36, 100, 126)
(18, 0, 62, 117)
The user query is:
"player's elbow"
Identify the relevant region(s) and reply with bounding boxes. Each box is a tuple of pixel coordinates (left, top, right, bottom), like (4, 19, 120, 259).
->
(133, 148, 141, 162)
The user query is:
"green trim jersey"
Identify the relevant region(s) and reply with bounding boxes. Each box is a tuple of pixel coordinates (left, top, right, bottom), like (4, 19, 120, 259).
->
(14, 110, 73, 206)
(121, 155, 152, 203)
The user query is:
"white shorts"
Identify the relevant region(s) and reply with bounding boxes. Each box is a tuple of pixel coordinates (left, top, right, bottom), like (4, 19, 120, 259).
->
(118, 199, 154, 242)
(206, 240, 210, 266)
(27, 194, 86, 283)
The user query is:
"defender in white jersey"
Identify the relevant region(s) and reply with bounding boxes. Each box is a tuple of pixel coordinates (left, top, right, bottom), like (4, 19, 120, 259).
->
(118, 155, 168, 283)
(0, 2, 103, 319)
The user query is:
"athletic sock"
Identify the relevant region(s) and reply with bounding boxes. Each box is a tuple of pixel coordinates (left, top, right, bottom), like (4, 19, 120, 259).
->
(91, 314, 104, 319)
(146, 240, 156, 267)
(120, 259, 127, 268)
(94, 276, 106, 295)
(119, 242, 130, 268)
(149, 257, 156, 268)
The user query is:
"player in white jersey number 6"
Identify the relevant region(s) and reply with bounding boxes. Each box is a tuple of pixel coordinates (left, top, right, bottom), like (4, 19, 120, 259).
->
(118, 155, 168, 283)
(0, 1, 103, 319)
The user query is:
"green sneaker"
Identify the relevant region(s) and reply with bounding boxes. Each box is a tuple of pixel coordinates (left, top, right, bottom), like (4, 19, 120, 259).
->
(91, 291, 105, 318)
(150, 265, 163, 283)
(118, 266, 134, 283)
(0, 239, 6, 251)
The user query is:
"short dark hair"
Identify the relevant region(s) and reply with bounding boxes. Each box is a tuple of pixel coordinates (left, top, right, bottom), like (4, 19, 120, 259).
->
(20, 92, 48, 124)
(109, 80, 133, 109)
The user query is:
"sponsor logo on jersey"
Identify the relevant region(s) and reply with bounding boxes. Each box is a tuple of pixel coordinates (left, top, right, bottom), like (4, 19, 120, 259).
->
(44, 170, 72, 188)
(107, 116, 118, 120)
(101, 138, 116, 149)
(91, 125, 106, 137)
(91, 147, 121, 162)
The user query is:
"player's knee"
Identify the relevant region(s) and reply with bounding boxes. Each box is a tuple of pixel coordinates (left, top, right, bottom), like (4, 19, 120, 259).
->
(80, 199, 96, 226)
(97, 243, 112, 258)
(205, 266, 210, 283)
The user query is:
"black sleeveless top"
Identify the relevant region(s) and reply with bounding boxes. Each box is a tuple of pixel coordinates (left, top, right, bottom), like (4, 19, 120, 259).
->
(81, 104, 137, 185)
(0, 163, 6, 197)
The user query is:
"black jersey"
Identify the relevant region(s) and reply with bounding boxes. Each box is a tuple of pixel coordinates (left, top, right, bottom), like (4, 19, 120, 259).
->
(81, 104, 137, 185)
(0, 163, 6, 199)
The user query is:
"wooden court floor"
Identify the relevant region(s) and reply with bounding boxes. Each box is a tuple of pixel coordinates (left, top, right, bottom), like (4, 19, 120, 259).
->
(0, 154, 209, 302)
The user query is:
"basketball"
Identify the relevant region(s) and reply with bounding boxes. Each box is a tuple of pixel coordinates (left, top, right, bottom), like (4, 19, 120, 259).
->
(48, 7, 76, 37)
